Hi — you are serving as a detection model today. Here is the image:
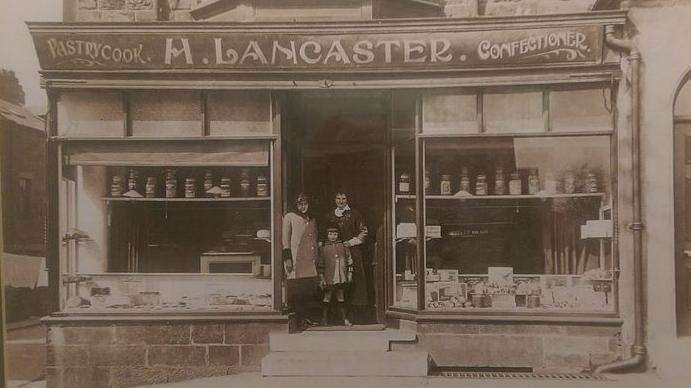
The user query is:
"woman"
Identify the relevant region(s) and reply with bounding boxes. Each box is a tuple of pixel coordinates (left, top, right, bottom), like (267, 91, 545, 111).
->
(282, 193, 319, 330)
(324, 191, 369, 323)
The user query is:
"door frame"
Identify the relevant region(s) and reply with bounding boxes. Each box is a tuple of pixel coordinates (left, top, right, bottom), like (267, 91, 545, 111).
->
(674, 116, 691, 336)
(282, 90, 391, 324)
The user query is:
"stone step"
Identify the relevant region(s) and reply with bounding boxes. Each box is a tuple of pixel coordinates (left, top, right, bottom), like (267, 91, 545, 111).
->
(269, 329, 416, 352)
(261, 350, 430, 377)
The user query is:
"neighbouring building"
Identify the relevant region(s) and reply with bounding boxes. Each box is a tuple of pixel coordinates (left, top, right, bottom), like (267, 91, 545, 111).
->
(0, 98, 48, 322)
(26, 0, 691, 387)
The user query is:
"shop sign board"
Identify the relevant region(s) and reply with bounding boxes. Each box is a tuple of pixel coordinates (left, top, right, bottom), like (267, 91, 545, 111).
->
(31, 25, 603, 72)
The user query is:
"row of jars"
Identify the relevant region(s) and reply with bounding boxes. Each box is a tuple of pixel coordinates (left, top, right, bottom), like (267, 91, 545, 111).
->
(110, 168, 269, 198)
(399, 167, 599, 196)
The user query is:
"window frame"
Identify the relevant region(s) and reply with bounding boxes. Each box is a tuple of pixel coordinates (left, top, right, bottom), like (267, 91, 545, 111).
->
(390, 84, 619, 317)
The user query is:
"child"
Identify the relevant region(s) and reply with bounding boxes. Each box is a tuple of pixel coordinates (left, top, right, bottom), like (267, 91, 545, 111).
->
(318, 225, 354, 327)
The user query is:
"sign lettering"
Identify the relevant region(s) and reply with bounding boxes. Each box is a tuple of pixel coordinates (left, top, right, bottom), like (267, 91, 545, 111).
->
(32, 25, 603, 72)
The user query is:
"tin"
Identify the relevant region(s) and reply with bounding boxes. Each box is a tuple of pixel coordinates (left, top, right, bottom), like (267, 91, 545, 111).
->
(399, 171, 410, 194)
(585, 173, 598, 193)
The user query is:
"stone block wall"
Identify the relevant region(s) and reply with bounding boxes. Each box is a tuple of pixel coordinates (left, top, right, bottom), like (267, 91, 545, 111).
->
(390, 320, 622, 373)
(45, 319, 287, 388)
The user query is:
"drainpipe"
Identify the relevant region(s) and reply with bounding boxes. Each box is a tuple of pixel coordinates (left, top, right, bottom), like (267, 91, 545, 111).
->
(593, 24, 646, 375)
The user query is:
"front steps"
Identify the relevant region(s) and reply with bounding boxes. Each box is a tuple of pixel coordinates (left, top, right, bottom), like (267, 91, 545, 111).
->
(261, 328, 429, 377)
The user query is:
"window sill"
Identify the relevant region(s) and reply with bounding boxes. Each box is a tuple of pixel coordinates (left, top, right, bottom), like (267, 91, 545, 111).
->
(386, 309, 622, 325)
(42, 310, 287, 323)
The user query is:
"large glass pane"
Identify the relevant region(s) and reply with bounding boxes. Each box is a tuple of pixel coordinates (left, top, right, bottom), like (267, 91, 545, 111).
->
(551, 89, 613, 132)
(58, 91, 124, 137)
(393, 140, 417, 309)
(484, 91, 544, 133)
(131, 91, 202, 137)
(422, 90, 477, 134)
(208, 91, 272, 136)
(61, 159, 274, 313)
(423, 136, 613, 312)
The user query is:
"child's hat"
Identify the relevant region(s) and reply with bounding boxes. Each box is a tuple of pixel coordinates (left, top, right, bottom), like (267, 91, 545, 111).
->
(326, 222, 339, 232)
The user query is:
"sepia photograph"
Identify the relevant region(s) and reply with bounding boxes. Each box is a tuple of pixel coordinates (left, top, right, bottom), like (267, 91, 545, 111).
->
(0, 1, 690, 387)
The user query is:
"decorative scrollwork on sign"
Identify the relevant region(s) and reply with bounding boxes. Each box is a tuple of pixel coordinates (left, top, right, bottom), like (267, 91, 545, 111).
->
(524, 48, 586, 61)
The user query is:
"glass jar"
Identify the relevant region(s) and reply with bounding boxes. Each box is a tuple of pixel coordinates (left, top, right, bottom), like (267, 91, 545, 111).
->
(440, 174, 452, 195)
(494, 168, 506, 195)
(475, 174, 488, 196)
(509, 172, 522, 195)
(459, 167, 471, 193)
(563, 171, 576, 194)
(110, 175, 123, 197)
(220, 177, 231, 198)
(184, 177, 196, 198)
(165, 169, 177, 198)
(256, 175, 269, 197)
(399, 171, 410, 194)
(203, 169, 214, 197)
(528, 169, 540, 195)
(127, 168, 138, 191)
(240, 169, 251, 196)
(145, 177, 156, 198)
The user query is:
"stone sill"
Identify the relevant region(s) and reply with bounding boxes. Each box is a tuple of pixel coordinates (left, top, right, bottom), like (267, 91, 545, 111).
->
(386, 309, 623, 326)
(41, 311, 288, 324)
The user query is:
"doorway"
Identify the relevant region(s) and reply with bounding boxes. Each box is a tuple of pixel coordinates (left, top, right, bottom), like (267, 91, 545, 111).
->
(284, 91, 390, 324)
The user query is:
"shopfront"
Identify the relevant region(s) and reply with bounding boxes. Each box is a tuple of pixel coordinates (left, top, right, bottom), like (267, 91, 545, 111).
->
(30, 9, 632, 386)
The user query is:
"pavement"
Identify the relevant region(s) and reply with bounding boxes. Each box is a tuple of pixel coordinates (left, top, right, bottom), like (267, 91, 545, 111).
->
(134, 371, 683, 388)
(5, 319, 46, 388)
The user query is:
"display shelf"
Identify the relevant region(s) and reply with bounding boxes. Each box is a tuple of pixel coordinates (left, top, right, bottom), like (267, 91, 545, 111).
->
(103, 197, 271, 202)
(396, 193, 605, 201)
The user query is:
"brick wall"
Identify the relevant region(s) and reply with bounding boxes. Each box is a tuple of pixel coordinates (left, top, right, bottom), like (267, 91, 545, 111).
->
(45, 319, 287, 388)
(390, 320, 622, 373)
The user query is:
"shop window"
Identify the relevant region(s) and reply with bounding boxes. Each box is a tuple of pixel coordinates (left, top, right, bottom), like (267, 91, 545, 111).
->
(59, 143, 274, 313)
(393, 139, 418, 309)
(57, 91, 124, 137)
(420, 136, 613, 312)
(422, 90, 477, 134)
(207, 91, 272, 136)
(131, 91, 202, 137)
(550, 88, 613, 132)
(483, 91, 544, 133)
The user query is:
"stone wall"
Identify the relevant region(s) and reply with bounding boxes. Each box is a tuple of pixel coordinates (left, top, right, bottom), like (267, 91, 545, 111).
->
(45, 318, 287, 388)
(390, 319, 622, 373)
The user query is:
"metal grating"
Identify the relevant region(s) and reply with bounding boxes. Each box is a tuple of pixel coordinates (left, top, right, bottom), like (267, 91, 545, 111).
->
(434, 371, 608, 381)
